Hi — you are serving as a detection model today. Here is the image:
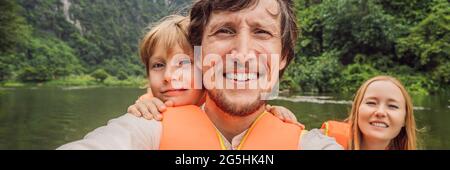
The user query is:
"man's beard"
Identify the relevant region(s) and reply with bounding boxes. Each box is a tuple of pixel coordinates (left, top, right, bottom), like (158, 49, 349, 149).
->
(207, 89, 266, 117)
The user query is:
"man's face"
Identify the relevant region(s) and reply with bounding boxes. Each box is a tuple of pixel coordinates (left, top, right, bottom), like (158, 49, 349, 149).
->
(201, 0, 286, 116)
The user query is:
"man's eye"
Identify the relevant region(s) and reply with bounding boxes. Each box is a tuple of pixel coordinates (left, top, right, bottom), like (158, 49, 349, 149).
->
(215, 27, 235, 35)
(255, 29, 272, 36)
(254, 29, 273, 39)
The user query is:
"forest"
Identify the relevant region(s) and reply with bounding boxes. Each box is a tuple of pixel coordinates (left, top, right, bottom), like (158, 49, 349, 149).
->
(0, 0, 448, 94)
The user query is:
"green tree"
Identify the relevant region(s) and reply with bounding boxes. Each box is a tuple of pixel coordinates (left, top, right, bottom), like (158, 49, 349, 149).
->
(117, 70, 128, 81)
(340, 63, 380, 93)
(17, 37, 83, 82)
(18, 66, 52, 82)
(0, 54, 14, 81)
(292, 0, 449, 94)
(91, 69, 109, 82)
(283, 51, 343, 93)
(396, 0, 449, 71)
(0, 0, 31, 53)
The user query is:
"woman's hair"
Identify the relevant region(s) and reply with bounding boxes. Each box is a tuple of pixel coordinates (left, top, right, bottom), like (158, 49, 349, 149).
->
(139, 15, 191, 76)
(348, 75, 417, 150)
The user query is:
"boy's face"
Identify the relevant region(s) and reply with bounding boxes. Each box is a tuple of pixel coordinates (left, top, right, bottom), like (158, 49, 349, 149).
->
(148, 44, 203, 106)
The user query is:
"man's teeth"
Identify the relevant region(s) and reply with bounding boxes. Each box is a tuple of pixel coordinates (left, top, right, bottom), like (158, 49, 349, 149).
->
(370, 122, 388, 128)
(225, 73, 258, 81)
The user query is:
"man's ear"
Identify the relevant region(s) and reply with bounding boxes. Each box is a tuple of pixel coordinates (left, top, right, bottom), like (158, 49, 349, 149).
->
(279, 56, 287, 71)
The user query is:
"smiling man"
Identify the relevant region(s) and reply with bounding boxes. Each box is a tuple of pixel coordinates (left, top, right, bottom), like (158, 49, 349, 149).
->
(58, 0, 342, 150)
(181, 0, 342, 150)
(195, 0, 293, 142)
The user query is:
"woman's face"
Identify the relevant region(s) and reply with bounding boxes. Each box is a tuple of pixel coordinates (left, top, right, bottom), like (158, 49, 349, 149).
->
(357, 80, 407, 144)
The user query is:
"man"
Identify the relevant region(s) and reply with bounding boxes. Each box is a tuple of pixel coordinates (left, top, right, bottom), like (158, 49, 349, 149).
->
(58, 0, 341, 150)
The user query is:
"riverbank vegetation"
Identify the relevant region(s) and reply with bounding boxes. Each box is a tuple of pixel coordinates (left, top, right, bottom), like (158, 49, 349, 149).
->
(1, 0, 448, 95)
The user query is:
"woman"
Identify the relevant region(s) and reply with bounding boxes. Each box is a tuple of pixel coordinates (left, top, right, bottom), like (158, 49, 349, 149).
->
(322, 75, 417, 150)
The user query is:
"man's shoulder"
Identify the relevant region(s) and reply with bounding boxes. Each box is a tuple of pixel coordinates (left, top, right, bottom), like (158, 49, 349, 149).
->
(110, 113, 162, 125)
(103, 113, 163, 137)
(300, 129, 343, 150)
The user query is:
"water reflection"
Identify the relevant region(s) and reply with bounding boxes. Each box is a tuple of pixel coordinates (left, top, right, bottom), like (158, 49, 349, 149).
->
(0, 87, 448, 149)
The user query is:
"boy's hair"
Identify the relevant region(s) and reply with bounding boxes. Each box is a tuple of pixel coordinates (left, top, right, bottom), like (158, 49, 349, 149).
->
(140, 15, 191, 76)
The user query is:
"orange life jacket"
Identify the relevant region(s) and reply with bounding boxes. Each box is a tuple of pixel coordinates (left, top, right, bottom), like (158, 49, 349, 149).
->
(320, 120, 350, 150)
(159, 105, 303, 150)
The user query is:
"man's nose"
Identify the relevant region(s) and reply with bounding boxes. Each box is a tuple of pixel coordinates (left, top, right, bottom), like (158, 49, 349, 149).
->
(232, 30, 256, 64)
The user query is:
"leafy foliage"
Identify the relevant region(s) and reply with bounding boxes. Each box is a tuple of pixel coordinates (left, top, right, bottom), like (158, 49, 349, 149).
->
(284, 0, 450, 94)
(1, 0, 448, 94)
(1, 0, 188, 84)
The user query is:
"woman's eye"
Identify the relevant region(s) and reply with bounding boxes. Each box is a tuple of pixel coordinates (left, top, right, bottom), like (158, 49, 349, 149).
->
(388, 105, 399, 109)
(366, 101, 376, 106)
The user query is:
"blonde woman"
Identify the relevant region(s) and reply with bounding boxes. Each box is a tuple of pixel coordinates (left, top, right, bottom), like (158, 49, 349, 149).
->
(322, 75, 417, 150)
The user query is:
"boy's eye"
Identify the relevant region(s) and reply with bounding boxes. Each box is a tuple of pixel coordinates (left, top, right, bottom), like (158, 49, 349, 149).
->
(152, 63, 165, 70)
(179, 59, 192, 66)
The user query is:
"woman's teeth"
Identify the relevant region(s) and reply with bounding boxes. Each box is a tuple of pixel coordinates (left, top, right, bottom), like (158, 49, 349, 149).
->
(370, 122, 389, 128)
(225, 73, 258, 81)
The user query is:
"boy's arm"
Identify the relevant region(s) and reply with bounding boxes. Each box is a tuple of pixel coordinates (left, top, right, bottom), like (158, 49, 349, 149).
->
(266, 105, 305, 129)
(138, 88, 154, 101)
(129, 87, 173, 120)
(57, 114, 162, 150)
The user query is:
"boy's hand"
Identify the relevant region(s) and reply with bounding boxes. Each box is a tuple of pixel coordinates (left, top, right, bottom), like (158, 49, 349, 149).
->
(266, 105, 305, 129)
(127, 97, 174, 121)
